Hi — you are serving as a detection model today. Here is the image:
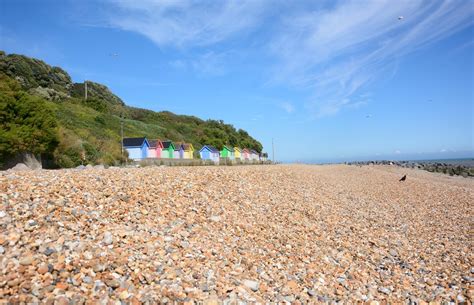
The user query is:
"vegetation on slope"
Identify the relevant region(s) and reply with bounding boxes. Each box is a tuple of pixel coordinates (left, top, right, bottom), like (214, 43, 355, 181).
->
(0, 51, 263, 168)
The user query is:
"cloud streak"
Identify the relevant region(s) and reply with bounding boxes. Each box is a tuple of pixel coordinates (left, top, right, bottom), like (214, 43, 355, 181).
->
(103, 0, 474, 117)
(106, 0, 269, 48)
(269, 0, 474, 117)
(279, 102, 295, 114)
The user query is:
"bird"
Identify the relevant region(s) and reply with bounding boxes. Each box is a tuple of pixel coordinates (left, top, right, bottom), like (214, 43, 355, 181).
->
(365, 114, 372, 119)
(399, 175, 407, 182)
(398, 16, 404, 20)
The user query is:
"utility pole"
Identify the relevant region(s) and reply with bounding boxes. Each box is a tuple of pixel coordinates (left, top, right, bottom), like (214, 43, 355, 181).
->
(272, 138, 275, 164)
(84, 80, 88, 100)
(120, 116, 124, 160)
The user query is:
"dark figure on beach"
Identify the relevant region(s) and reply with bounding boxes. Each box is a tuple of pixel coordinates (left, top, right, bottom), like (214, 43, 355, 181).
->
(399, 175, 407, 182)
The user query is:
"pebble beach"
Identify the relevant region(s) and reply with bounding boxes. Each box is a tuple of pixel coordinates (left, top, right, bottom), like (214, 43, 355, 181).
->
(1, 164, 473, 304)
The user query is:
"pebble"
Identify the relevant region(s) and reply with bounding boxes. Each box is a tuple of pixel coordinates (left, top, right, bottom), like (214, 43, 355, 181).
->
(103, 231, 113, 245)
(44, 247, 55, 256)
(105, 278, 120, 289)
(209, 216, 221, 222)
(119, 290, 129, 300)
(55, 296, 70, 305)
(0, 165, 472, 303)
(19, 256, 34, 265)
(378, 287, 391, 295)
(243, 280, 259, 292)
(37, 263, 48, 274)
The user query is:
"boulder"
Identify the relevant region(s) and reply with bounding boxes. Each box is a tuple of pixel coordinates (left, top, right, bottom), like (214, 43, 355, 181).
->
(11, 163, 31, 171)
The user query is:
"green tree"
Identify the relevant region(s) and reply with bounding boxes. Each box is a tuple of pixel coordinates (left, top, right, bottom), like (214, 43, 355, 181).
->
(0, 77, 59, 164)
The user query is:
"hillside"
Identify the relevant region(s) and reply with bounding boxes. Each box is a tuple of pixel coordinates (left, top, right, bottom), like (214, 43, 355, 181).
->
(0, 51, 263, 168)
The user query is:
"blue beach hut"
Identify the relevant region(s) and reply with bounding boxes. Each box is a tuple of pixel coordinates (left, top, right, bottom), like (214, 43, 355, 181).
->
(123, 137, 150, 160)
(199, 145, 220, 163)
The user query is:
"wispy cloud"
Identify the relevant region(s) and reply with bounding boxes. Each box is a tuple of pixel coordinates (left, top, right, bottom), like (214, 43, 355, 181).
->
(168, 51, 234, 76)
(106, 0, 269, 48)
(269, 0, 474, 117)
(279, 101, 295, 114)
(102, 0, 473, 118)
(191, 51, 231, 76)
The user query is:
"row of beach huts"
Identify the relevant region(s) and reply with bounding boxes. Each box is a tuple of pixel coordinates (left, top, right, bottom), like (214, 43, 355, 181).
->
(123, 137, 268, 164)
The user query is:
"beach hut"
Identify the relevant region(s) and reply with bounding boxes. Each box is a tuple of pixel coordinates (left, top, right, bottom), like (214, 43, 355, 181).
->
(199, 145, 220, 163)
(182, 143, 195, 159)
(220, 146, 235, 160)
(242, 148, 250, 161)
(234, 147, 242, 160)
(123, 137, 149, 161)
(260, 152, 268, 161)
(174, 143, 184, 159)
(147, 139, 164, 158)
(250, 149, 259, 161)
(161, 141, 175, 159)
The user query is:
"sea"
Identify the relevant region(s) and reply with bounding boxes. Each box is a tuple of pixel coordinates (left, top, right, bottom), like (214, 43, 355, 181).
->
(302, 158, 474, 167)
(409, 158, 474, 167)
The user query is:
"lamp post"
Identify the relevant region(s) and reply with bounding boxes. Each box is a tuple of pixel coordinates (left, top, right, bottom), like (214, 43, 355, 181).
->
(272, 138, 275, 163)
(84, 80, 88, 100)
(120, 115, 124, 165)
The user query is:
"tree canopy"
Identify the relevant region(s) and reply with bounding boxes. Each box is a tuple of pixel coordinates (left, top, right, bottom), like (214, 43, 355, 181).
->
(0, 73, 59, 165)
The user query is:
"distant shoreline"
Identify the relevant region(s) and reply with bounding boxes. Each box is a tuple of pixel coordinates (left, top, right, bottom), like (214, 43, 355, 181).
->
(343, 159, 474, 178)
(297, 158, 474, 167)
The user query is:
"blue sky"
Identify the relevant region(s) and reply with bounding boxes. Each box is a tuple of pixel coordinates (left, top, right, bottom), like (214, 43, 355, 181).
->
(1, 0, 473, 162)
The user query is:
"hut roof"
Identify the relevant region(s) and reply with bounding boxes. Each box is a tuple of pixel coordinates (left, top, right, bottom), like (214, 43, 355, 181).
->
(123, 137, 147, 147)
(223, 145, 234, 152)
(182, 143, 194, 151)
(162, 141, 174, 149)
(200, 145, 220, 153)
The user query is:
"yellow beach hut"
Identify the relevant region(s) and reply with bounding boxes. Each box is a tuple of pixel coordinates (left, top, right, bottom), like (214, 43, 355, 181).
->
(234, 147, 242, 160)
(182, 143, 195, 159)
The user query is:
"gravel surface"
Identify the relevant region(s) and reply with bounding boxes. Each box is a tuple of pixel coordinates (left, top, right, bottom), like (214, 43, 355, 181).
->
(1, 164, 472, 303)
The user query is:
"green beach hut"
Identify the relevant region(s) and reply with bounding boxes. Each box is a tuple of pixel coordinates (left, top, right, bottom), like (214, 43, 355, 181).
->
(220, 145, 235, 160)
(161, 141, 175, 159)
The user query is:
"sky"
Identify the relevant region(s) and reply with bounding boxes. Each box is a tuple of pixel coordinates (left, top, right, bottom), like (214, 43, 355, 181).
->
(1, 0, 473, 162)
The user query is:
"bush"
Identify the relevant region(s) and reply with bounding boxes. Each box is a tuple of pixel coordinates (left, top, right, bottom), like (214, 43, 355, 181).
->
(0, 77, 59, 165)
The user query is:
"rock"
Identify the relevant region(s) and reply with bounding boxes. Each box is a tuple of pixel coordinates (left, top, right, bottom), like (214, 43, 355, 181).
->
(76, 165, 86, 170)
(243, 279, 259, 292)
(55, 296, 70, 305)
(11, 163, 31, 171)
(203, 297, 220, 305)
(20, 256, 34, 265)
(44, 247, 56, 256)
(1, 164, 472, 303)
(105, 278, 120, 289)
(37, 263, 49, 274)
(209, 215, 221, 222)
(93, 263, 106, 272)
(0, 211, 6, 218)
(94, 164, 105, 169)
(378, 287, 390, 295)
(103, 231, 113, 245)
(118, 290, 129, 300)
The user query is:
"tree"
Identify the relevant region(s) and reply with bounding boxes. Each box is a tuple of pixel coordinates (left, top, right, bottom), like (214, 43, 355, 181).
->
(0, 81, 59, 164)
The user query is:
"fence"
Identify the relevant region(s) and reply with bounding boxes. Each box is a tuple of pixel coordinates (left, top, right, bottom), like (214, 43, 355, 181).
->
(132, 158, 272, 167)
